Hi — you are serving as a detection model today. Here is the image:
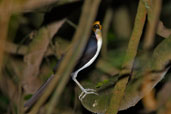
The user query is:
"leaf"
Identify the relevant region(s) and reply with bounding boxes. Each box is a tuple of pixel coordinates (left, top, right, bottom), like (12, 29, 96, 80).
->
(80, 36, 171, 113)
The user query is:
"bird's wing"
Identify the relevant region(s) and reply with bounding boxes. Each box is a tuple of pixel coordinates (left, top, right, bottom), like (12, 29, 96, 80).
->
(74, 34, 97, 71)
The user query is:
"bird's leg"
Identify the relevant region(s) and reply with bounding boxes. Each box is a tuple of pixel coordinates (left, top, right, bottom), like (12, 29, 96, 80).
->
(71, 72, 98, 101)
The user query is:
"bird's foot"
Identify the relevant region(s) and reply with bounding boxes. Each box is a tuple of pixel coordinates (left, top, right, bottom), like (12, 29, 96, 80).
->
(79, 88, 98, 101)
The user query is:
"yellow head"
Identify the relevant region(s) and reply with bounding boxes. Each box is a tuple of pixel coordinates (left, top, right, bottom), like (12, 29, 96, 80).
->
(92, 21, 102, 32)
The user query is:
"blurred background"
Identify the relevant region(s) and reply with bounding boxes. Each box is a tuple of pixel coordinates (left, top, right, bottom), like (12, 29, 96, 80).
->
(0, 0, 171, 114)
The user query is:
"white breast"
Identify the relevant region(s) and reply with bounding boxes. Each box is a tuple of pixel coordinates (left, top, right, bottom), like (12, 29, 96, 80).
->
(74, 29, 102, 74)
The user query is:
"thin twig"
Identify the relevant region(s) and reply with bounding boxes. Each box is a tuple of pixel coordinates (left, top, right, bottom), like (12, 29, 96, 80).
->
(66, 19, 77, 29)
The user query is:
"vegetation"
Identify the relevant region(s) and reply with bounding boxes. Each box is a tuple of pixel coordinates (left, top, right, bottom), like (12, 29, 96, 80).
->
(0, 0, 171, 114)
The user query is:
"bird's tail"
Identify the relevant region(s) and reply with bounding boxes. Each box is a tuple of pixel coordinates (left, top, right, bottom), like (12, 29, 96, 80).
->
(24, 73, 54, 108)
(24, 54, 65, 110)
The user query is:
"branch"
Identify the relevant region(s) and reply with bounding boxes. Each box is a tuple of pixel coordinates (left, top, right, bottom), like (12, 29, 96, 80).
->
(0, 0, 12, 75)
(157, 21, 171, 38)
(12, 0, 58, 13)
(13, 0, 80, 13)
(141, 0, 163, 110)
(28, 0, 101, 114)
(143, 0, 162, 50)
(5, 37, 69, 57)
(106, 0, 147, 113)
(5, 42, 28, 55)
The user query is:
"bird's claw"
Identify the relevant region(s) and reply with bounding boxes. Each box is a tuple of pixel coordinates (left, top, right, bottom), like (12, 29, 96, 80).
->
(79, 88, 98, 101)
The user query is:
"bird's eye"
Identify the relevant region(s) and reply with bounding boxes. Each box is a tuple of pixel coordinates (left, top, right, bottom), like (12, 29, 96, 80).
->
(93, 24, 100, 29)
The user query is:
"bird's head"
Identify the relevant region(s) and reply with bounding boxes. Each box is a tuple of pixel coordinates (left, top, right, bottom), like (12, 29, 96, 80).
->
(92, 21, 102, 40)
(92, 21, 102, 32)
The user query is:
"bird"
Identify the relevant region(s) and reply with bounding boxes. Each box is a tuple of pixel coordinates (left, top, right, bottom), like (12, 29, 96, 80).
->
(71, 21, 102, 100)
(24, 21, 102, 108)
